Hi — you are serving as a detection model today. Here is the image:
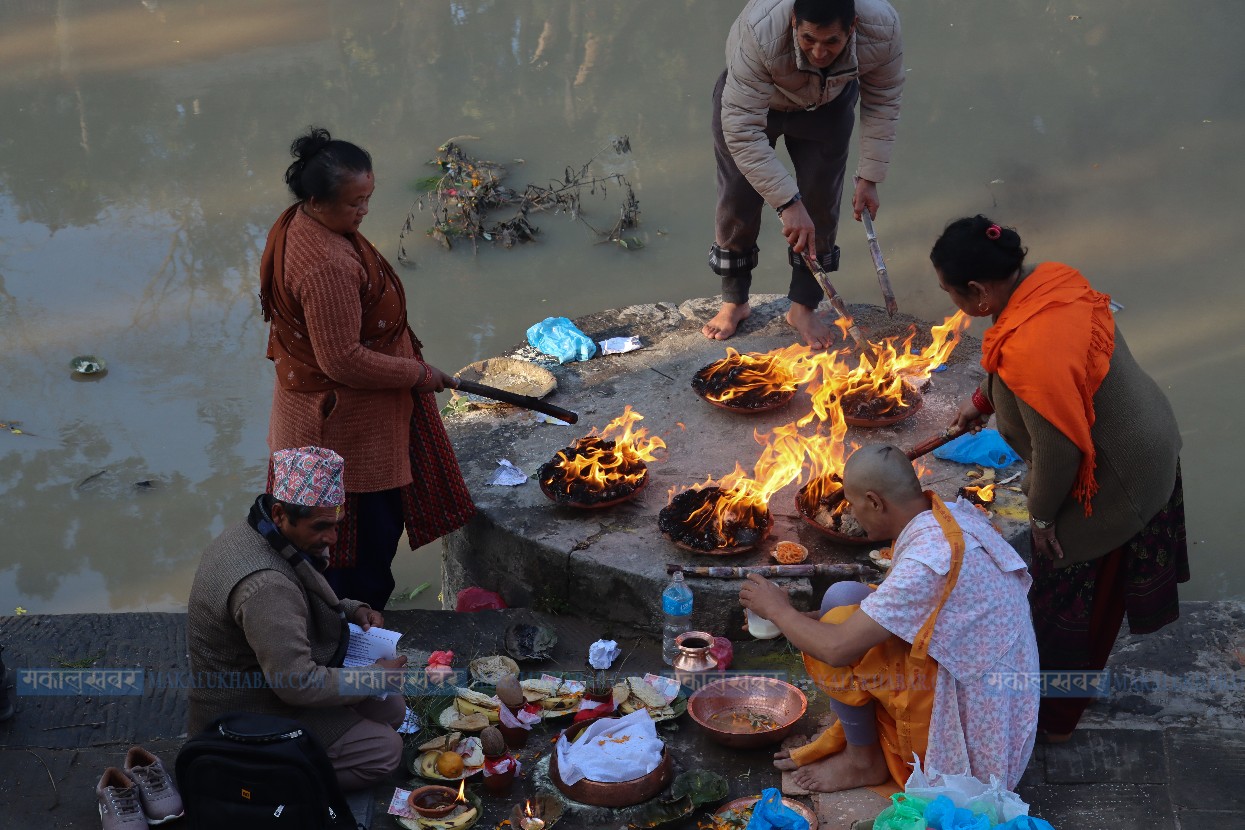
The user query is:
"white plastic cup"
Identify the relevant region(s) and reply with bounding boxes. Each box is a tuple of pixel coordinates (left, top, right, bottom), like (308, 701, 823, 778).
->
(745, 608, 782, 639)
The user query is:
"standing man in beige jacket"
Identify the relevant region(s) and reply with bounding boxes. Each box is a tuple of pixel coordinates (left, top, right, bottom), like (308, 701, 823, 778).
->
(704, 0, 903, 348)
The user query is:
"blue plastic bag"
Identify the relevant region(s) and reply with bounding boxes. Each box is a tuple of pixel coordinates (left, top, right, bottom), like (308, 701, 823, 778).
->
(745, 788, 810, 830)
(526, 316, 597, 363)
(924, 795, 991, 830)
(996, 817, 1055, 830)
(932, 429, 1021, 469)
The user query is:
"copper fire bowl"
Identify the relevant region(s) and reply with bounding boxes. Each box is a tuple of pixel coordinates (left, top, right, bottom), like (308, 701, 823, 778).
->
(688, 676, 807, 749)
(549, 747, 673, 807)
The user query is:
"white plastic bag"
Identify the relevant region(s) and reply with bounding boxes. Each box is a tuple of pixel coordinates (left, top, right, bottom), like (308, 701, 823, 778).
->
(903, 755, 1030, 824)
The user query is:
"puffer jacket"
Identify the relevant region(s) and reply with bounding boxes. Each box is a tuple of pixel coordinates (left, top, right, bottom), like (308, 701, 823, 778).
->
(722, 0, 904, 207)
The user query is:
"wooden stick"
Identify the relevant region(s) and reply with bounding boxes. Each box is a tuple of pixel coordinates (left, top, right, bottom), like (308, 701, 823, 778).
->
(666, 563, 877, 579)
(905, 427, 969, 461)
(861, 208, 898, 317)
(799, 251, 877, 363)
(453, 379, 579, 424)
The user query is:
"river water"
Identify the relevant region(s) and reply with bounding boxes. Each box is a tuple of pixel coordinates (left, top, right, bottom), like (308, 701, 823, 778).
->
(2, 0, 1241, 613)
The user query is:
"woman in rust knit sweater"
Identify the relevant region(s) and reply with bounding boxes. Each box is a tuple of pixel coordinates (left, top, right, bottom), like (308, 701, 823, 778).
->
(932, 215, 1188, 740)
(259, 126, 475, 609)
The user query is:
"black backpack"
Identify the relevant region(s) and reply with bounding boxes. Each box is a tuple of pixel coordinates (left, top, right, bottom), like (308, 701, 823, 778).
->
(175, 713, 358, 829)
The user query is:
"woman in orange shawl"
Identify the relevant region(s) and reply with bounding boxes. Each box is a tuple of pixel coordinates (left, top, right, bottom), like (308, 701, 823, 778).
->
(931, 215, 1188, 740)
(260, 127, 475, 611)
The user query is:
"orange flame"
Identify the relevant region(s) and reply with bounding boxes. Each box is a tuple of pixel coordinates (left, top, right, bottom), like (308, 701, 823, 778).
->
(545, 406, 665, 495)
(456, 780, 466, 802)
(695, 343, 819, 404)
(807, 312, 971, 419)
(668, 423, 810, 546)
(964, 482, 996, 504)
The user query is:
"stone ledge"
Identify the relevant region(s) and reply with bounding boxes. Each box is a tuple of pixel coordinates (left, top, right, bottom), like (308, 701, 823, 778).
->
(440, 296, 1026, 638)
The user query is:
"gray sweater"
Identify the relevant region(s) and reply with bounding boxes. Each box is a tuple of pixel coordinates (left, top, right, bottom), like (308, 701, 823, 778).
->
(986, 325, 1181, 567)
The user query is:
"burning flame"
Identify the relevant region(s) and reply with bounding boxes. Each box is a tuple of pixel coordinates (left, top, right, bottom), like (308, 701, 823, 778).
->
(520, 801, 545, 830)
(807, 312, 971, 419)
(668, 422, 810, 545)
(545, 406, 665, 495)
(456, 780, 466, 802)
(695, 343, 819, 404)
(797, 393, 851, 509)
(964, 483, 996, 504)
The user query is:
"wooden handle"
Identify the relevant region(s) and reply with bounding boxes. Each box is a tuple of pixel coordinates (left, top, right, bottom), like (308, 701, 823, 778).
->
(905, 427, 968, 461)
(453, 379, 580, 424)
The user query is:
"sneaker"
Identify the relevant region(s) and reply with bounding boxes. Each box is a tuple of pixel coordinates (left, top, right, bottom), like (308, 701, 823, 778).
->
(123, 746, 185, 825)
(96, 768, 147, 830)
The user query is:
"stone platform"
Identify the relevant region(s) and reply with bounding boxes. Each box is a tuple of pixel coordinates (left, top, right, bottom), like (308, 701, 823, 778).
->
(2, 603, 1242, 829)
(441, 296, 1029, 638)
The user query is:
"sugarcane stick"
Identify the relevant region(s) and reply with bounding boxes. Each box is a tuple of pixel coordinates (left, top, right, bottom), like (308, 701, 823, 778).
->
(861, 208, 898, 317)
(666, 563, 877, 579)
(799, 251, 877, 364)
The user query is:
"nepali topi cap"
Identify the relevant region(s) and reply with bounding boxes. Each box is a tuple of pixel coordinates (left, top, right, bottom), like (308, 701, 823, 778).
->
(270, 446, 345, 507)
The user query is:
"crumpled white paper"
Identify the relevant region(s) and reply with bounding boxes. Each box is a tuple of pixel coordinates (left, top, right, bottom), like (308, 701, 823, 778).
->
(597, 336, 644, 355)
(556, 709, 663, 786)
(488, 459, 528, 486)
(588, 639, 621, 670)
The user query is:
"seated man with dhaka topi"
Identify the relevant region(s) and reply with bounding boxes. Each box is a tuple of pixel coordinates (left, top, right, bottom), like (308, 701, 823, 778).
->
(739, 445, 1039, 793)
(186, 447, 409, 791)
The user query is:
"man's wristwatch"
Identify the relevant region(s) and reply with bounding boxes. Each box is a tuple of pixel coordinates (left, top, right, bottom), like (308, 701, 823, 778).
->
(1031, 517, 1055, 530)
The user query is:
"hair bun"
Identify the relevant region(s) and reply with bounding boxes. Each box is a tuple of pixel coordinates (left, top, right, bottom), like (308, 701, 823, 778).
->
(290, 126, 333, 162)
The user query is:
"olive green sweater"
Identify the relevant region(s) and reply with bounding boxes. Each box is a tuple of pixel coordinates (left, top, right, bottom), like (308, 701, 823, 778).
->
(187, 520, 370, 747)
(985, 324, 1181, 567)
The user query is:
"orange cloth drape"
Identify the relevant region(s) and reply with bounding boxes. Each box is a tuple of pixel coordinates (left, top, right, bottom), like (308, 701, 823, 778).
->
(791, 494, 965, 790)
(981, 263, 1115, 515)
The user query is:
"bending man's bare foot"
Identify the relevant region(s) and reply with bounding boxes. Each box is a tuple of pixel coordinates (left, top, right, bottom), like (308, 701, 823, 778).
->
(789, 742, 890, 793)
(772, 748, 798, 772)
(702, 302, 751, 340)
(785, 303, 833, 350)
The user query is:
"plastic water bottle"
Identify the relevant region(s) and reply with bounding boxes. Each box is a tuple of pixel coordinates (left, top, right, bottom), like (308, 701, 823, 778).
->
(661, 571, 694, 665)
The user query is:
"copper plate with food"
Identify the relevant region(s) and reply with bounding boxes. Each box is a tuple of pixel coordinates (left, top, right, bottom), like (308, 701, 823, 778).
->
(712, 795, 818, 830)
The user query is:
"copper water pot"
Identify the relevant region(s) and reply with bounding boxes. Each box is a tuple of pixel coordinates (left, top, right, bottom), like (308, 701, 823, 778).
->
(672, 631, 718, 687)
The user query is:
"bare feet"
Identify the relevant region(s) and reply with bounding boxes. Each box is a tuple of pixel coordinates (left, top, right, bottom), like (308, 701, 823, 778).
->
(785, 303, 834, 350)
(773, 748, 798, 771)
(789, 742, 890, 793)
(702, 302, 751, 340)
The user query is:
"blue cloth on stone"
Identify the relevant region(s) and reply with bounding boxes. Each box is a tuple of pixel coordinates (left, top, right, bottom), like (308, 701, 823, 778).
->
(526, 316, 597, 363)
(932, 429, 1021, 469)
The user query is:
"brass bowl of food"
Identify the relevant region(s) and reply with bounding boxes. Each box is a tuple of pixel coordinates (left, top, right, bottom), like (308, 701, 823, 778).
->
(688, 676, 807, 749)
(549, 746, 673, 808)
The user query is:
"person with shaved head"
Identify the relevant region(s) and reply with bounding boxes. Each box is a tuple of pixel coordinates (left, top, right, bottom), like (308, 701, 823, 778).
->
(739, 444, 1039, 794)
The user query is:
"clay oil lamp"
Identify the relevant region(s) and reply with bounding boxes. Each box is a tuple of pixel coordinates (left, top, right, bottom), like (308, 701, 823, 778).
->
(406, 783, 460, 819)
